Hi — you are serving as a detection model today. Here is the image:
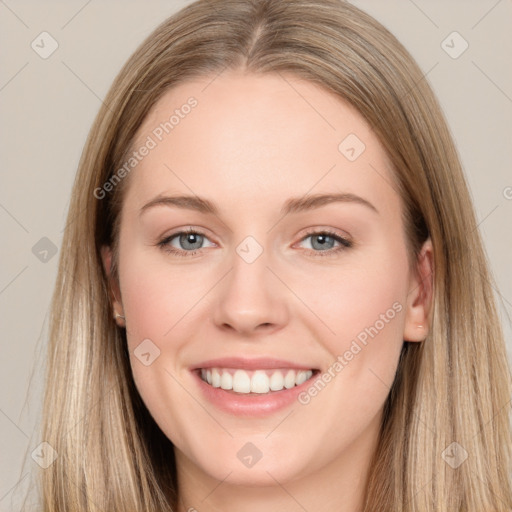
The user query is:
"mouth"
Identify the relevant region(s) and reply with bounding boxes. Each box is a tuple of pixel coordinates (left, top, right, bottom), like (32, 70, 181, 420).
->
(196, 367, 319, 394)
(190, 357, 321, 415)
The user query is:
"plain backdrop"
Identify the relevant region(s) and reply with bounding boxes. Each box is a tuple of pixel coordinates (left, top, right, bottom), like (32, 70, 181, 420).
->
(0, 1, 511, 509)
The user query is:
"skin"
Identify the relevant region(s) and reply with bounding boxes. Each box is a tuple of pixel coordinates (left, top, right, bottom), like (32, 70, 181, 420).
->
(102, 69, 433, 512)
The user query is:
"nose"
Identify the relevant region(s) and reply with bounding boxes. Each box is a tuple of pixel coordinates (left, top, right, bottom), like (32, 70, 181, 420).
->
(212, 245, 289, 337)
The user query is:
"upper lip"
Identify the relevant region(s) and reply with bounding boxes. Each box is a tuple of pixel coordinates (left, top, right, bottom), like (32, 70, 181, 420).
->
(191, 357, 318, 371)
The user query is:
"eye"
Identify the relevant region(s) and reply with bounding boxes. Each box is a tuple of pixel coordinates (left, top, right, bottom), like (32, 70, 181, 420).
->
(157, 227, 215, 257)
(296, 229, 352, 257)
(157, 227, 353, 258)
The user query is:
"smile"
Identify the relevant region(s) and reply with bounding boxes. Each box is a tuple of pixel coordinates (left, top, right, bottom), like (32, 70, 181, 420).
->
(199, 367, 316, 394)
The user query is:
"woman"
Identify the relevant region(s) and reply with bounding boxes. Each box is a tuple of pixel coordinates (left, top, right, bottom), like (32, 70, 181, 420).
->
(39, 0, 512, 510)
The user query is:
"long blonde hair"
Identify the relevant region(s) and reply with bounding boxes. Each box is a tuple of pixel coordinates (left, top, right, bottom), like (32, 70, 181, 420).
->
(38, 0, 512, 510)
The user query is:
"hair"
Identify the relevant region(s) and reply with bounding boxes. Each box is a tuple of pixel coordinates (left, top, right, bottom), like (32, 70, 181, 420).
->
(36, 0, 511, 510)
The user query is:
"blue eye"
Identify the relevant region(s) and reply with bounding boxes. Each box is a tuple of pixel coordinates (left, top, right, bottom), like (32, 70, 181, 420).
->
(297, 230, 352, 257)
(157, 228, 352, 258)
(157, 228, 214, 257)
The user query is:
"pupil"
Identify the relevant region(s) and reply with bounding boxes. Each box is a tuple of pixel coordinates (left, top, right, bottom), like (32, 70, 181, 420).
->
(313, 234, 334, 250)
(182, 232, 202, 250)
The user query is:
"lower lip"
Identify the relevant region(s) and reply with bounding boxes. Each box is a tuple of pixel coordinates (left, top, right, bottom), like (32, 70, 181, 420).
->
(191, 370, 316, 417)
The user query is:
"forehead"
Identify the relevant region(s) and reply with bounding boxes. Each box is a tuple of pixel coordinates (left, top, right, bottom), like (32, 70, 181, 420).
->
(124, 70, 399, 220)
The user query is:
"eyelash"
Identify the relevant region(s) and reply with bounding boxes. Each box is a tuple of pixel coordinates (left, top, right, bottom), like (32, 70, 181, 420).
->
(157, 227, 353, 258)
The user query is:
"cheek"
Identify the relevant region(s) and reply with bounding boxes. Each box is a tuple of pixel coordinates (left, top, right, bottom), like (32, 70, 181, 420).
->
(119, 243, 213, 346)
(290, 243, 409, 412)
(117, 245, 212, 442)
(295, 247, 408, 349)
(117, 242, 224, 419)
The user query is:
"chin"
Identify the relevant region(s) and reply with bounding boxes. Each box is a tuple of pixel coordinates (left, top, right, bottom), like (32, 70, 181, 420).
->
(186, 437, 316, 487)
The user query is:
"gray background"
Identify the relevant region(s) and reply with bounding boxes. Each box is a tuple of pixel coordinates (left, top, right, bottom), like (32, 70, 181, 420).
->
(1, 1, 511, 509)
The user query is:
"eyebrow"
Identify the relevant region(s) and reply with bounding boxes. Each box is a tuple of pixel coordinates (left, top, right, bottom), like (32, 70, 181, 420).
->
(139, 192, 379, 217)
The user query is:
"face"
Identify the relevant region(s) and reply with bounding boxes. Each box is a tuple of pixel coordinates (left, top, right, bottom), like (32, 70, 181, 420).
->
(102, 70, 431, 490)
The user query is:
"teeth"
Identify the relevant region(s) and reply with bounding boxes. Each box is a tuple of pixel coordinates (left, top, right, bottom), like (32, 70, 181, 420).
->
(200, 368, 314, 394)
(295, 370, 308, 386)
(284, 369, 296, 389)
(269, 371, 284, 391)
(211, 368, 221, 388)
(251, 370, 270, 393)
(233, 369, 251, 393)
(220, 371, 232, 390)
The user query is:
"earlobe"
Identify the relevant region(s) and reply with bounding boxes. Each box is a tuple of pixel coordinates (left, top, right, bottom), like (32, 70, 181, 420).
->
(403, 238, 434, 342)
(100, 245, 125, 326)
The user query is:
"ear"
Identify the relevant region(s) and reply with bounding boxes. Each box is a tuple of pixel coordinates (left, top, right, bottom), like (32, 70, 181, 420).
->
(403, 238, 434, 342)
(101, 245, 125, 327)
